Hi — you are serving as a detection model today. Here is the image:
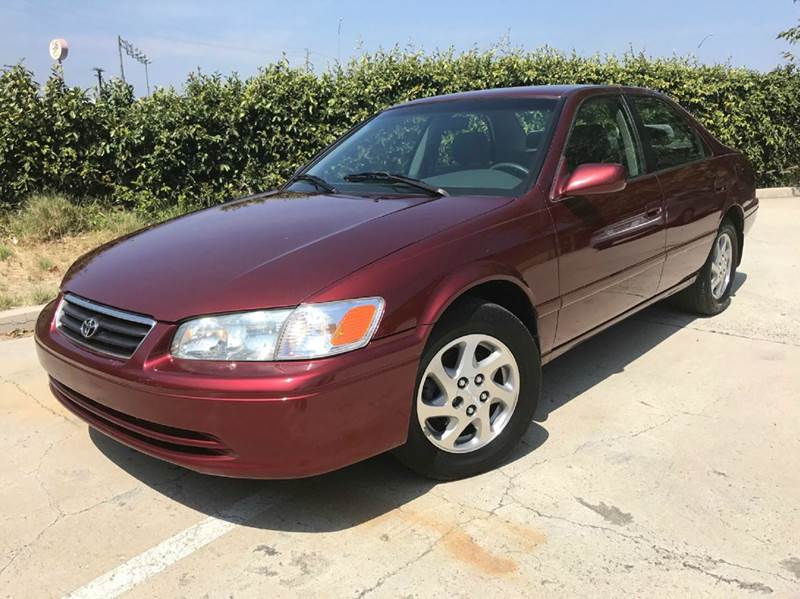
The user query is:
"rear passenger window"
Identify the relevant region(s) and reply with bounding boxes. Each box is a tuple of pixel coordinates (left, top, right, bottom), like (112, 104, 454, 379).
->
(632, 96, 707, 170)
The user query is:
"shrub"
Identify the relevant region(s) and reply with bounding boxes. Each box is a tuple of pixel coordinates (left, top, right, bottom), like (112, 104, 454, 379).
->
(28, 284, 58, 305)
(10, 194, 87, 242)
(1, 50, 798, 216)
(0, 292, 19, 310)
(94, 209, 149, 238)
(36, 255, 55, 271)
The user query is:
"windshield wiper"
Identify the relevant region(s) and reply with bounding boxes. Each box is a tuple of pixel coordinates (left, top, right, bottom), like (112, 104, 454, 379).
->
(343, 172, 449, 197)
(290, 173, 338, 194)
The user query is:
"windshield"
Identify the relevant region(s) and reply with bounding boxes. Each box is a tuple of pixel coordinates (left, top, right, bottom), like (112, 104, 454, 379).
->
(290, 97, 559, 197)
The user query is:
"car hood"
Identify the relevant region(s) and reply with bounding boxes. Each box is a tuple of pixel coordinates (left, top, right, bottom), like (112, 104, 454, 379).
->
(62, 191, 511, 322)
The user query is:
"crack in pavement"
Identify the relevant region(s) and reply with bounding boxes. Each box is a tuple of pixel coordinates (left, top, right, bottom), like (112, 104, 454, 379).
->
(513, 412, 682, 475)
(632, 316, 800, 348)
(457, 450, 797, 591)
(0, 440, 143, 583)
(0, 374, 76, 426)
(354, 528, 443, 599)
(355, 498, 515, 598)
(509, 500, 795, 588)
(681, 560, 774, 594)
(358, 469, 794, 597)
(0, 441, 59, 579)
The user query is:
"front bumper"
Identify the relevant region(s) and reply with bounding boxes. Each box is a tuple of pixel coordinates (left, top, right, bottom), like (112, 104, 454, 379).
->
(35, 299, 425, 478)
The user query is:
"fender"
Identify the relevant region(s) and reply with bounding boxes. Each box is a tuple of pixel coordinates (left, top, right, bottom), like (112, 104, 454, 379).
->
(419, 261, 537, 327)
(410, 260, 552, 356)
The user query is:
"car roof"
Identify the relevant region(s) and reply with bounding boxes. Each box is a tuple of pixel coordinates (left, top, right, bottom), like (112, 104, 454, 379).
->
(390, 84, 654, 109)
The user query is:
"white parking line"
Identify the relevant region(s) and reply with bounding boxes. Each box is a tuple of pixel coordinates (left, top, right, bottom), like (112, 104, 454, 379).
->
(63, 492, 276, 599)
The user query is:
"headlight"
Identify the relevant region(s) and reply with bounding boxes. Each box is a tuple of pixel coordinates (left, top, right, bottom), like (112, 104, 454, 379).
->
(171, 309, 293, 361)
(171, 297, 384, 361)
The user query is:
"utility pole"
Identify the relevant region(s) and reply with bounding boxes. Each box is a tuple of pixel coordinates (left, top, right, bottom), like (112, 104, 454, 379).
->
(304, 48, 310, 72)
(117, 35, 126, 82)
(92, 67, 105, 90)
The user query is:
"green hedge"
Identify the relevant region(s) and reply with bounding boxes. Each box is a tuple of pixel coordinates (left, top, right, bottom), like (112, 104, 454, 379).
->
(2, 49, 799, 214)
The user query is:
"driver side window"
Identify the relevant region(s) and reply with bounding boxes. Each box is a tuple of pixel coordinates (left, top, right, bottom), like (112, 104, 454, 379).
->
(565, 96, 642, 178)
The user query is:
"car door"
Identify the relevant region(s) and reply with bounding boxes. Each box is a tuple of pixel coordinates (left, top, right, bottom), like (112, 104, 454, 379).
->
(627, 94, 724, 291)
(548, 94, 666, 345)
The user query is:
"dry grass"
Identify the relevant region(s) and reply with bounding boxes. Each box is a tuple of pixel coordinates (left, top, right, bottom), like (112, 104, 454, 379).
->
(0, 231, 115, 309)
(0, 195, 155, 311)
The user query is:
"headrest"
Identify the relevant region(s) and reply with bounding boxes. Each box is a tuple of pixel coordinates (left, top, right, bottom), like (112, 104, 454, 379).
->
(566, 124, 614, 167)
(645, 125, 671, 145)
(526, 130, 544, 150)
(451, 131, 491, 168)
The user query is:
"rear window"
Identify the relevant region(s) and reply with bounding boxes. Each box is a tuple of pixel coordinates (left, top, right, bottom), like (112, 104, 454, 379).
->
(631, 95, 707, 170)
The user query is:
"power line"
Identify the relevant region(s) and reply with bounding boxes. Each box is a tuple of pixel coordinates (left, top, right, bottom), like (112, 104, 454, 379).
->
(142, 33, 336, 62)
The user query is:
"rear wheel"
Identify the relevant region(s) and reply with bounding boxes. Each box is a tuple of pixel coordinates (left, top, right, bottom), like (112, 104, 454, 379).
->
(675, 221, 739, 315)
(393, 299, 540, 480)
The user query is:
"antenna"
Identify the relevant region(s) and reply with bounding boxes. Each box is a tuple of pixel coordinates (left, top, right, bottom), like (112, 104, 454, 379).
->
(337, 18, 343, 64)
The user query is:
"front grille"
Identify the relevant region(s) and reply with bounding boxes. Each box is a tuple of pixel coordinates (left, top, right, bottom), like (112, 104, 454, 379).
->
(51, 379, 232, 457)
(56, 294, 155, 359)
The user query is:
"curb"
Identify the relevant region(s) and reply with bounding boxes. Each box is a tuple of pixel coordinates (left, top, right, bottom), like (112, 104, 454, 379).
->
(756, 187, 800, 199)
(0, 303, 46, 336)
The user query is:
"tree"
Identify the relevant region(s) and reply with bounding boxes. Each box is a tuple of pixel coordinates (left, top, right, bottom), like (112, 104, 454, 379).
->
(778, 1, 800, 61)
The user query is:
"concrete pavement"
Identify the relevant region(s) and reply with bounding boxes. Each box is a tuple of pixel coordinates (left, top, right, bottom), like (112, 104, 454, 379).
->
(1, 198, 798, 598)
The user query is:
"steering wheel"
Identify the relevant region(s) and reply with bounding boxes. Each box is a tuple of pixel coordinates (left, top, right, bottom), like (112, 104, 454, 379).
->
(490, 162, 530, 178)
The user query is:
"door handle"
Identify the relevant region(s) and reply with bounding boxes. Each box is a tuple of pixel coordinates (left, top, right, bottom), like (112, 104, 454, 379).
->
(714, 177, 728, 193)
(645, 206, 662, 218)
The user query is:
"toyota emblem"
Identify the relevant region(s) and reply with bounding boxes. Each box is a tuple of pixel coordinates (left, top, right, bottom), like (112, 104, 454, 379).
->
(80, 318, 99, 339)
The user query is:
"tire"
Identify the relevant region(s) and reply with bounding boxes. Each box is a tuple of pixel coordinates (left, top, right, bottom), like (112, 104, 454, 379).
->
(392, 299, 541, 480)
(675, 220, 739, 316)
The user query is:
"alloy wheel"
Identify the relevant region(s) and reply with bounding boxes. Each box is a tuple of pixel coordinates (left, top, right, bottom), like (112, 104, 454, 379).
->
(416, 334, 520, 454)
(710, 232, 734, 299)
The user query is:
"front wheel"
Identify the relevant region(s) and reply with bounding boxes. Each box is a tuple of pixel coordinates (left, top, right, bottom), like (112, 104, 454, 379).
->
(675, 221, 739, 316)
(393, 299, 540, 480)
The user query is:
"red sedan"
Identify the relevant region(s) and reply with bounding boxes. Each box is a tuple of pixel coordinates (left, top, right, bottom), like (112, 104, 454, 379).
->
(36, 85, 758, 480)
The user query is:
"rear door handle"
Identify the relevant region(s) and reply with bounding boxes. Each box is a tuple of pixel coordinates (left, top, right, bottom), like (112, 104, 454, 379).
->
(714, 177, 728, 193)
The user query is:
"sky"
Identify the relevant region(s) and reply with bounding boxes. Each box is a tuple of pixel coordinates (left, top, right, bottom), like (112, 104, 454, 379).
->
(1, 0, 798, 95)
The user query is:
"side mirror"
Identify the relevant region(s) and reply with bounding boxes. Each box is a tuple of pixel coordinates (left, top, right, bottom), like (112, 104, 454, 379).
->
(559, 163, 627, 198)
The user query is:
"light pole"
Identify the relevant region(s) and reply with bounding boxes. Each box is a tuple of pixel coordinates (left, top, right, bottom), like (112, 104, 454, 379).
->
(117, 35, 126, 82)
(143, 59, 151, 95)
(118, 36, 152, 94)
